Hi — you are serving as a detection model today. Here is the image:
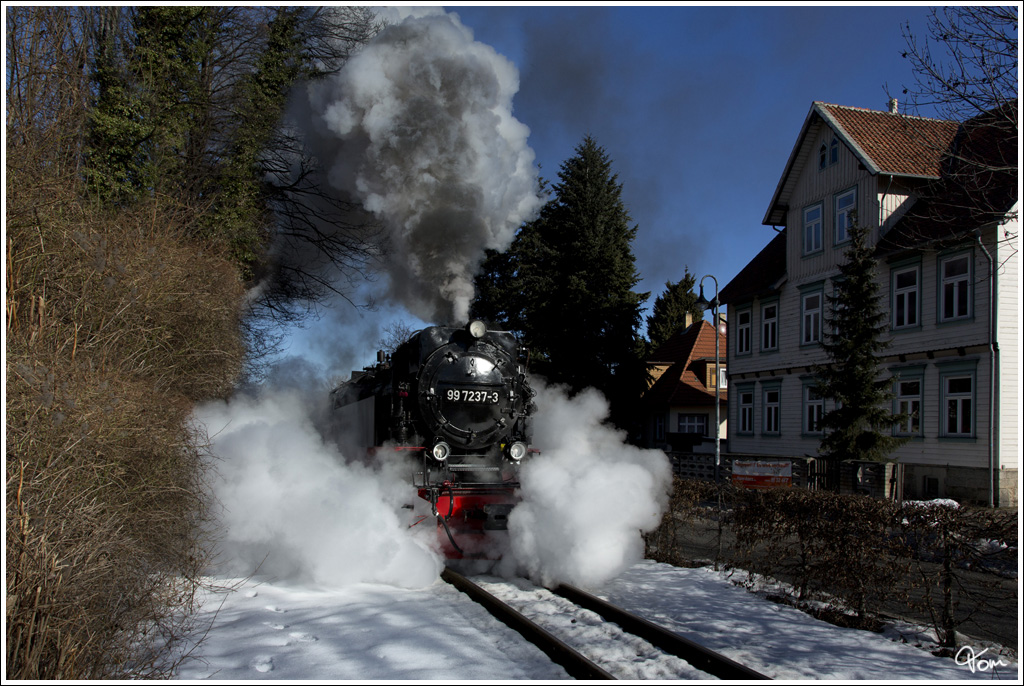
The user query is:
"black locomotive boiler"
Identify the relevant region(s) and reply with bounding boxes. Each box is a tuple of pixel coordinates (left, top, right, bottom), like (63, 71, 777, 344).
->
(330, 320, 536, 557)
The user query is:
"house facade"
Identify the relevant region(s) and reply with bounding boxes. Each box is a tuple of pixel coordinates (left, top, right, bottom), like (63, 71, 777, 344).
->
(639, 316, 728, 454)
(720, 101, 1018, 507)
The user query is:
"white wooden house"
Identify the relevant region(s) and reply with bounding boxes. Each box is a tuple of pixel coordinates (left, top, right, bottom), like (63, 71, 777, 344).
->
(720, 101, 1018, 506)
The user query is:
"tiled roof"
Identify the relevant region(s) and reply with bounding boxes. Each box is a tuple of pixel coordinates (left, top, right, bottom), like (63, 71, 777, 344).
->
(819, 103, 960, 178)
(719, 229, 786, 305)
(877, 102, 1018, 253)
(643, 320, 727, 408)
(764, 102, 961, 226)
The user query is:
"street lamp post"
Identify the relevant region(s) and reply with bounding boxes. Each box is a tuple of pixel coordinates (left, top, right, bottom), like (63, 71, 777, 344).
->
(696, 275, 721, 483)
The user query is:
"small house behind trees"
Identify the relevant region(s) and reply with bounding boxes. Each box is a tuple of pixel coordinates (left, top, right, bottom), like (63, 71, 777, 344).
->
(640, 314, 728, 456)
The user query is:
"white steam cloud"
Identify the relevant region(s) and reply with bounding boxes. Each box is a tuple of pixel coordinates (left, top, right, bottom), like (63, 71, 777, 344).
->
(194, 10, 670, 593)
(508, 380, 674, 589)
(305, 9, 543, 323)
(193, 360, 442, 589)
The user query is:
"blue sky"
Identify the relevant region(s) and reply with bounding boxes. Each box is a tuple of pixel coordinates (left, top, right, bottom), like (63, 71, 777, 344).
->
(447, 3, 944, 305)
(284, 3, 952, 373)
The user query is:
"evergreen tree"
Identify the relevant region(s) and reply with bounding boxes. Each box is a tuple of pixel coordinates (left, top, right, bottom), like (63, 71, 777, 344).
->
(83, 8, 147, 203)
(813, 221, 907, 490)
(473, 136, 647, 426)
(472, 195, 557, 342)
(646, 271, 703, 353)
(84, 7, 214, 203)
(208, 7, 304, 270)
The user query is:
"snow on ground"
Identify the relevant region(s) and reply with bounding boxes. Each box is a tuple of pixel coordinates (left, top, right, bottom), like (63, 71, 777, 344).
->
(173, 560, 1018, 681)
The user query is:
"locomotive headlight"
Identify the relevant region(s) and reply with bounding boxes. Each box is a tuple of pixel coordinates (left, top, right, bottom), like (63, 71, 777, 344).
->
(507, 441, 527, 461)
(467, 320, 487, 338)
(432, 441, 451, 462)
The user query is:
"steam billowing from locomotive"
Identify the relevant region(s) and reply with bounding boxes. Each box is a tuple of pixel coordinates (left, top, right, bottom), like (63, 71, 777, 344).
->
(193, 8, 672, 590)
(304, 8, 543, 323)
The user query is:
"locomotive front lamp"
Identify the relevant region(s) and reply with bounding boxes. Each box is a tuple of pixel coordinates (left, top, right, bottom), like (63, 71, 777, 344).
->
(432, 441, 451, 461)
(468, 320, 488, 338)
(507, 441, 527, 461)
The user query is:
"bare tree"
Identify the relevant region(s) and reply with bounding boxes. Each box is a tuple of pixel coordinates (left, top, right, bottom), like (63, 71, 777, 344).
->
(880, 6, 1017, 252)
(895, 6, 1017, 129)
(376, 320, 419, 355)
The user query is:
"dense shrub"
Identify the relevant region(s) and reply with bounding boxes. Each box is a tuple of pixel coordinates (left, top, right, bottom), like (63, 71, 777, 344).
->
(6, 168, 246, 678)
(644, 478, 722, 566)
(731, 487, 909, 628)
(646, 477, 1016, 641)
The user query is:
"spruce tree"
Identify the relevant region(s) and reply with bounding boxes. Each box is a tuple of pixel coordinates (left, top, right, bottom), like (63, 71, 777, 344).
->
(646, 271, 703, 353)
(813, 221, 907, 490)
(209, 7, 304, 271)
(477, 136, 647, 426)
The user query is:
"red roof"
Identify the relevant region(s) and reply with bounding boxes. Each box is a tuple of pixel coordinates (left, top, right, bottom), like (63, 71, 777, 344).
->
(819, 103, 960, 178)
(764, 102, 961, 225)
(643, 320, 727, 408)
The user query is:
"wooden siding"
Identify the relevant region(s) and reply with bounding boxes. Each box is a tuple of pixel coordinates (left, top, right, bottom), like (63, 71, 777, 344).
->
(726, 216, 1007, 473)
(785, 122, 878, 285)
(727, 352, 995, 469)
(996, 206, 1019, 471)
(877, 177, 925, 233)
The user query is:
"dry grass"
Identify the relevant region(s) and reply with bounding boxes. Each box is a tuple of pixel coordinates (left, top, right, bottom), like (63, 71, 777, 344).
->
(6, 164, 246, 678)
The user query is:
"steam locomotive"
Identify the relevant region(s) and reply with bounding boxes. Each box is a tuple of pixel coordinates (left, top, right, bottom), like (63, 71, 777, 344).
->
(330, 320, 536, 558)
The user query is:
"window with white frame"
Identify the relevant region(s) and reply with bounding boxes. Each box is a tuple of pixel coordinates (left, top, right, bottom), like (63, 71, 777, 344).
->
(942, 374, 974, 437)
(803, 204, 823, 254)
(892, 265, 920, 329)
(834, 188, 856, 243)
(678, 414, 707, 436)
(761, 302, 778, 351)
(654, 414, 665, 441)
(895, 378, 922, 436)
(804, 385, 824, 434)
(739, 389, 754, 434)
(940, 254, 971, 321)
(801, 291, 822, 345)
(719, 366, 728, 389)
(763, 387, 780, 434)
(736, 310, 751, 355)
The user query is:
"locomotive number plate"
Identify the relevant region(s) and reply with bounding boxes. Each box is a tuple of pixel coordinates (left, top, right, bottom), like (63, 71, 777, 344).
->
(444, 388, 499, 404)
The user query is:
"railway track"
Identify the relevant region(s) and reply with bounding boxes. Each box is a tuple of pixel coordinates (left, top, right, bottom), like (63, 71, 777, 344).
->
(441, 567, 769, 680)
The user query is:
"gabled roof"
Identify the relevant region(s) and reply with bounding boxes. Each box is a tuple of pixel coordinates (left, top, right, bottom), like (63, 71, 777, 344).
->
(719, 229, 787, 305)
(643, 320, 727, 408)
(763, 102, 960, 225)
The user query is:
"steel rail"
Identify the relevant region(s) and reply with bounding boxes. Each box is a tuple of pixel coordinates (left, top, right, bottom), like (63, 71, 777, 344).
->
(441, 568, 614, 680)
(552, 583, 771, 681)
